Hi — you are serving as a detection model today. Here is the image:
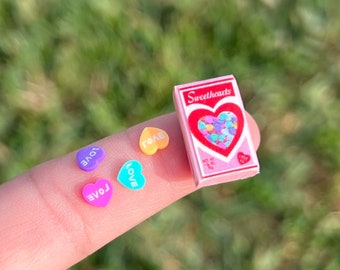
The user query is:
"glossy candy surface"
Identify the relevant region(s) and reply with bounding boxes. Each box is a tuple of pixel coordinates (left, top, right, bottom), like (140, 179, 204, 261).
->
(76, 146, 105, 172)
(82, 179, 113, 207)
(139, 127, 169, 155)
(117, 160, 146, 190)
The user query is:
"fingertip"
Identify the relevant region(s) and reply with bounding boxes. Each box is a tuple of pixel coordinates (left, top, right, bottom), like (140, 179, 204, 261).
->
(245, 111, 261, 151)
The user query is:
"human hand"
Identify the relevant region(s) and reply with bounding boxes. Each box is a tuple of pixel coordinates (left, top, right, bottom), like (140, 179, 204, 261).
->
(0, 112, 260, 269)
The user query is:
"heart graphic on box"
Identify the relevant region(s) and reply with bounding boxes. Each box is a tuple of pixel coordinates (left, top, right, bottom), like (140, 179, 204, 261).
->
(188, 103, 244, 158)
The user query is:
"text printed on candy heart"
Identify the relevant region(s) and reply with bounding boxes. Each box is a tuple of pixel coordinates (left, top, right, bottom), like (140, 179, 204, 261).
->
(86, 183, 111, 201)
(82, 179, 113, 207)
(117, 160, 146, 190)
(124, 162, 139, 188)
(139, 127, 169, 155)
(77, 146, 105, 172)
(140, 131, 165, 148)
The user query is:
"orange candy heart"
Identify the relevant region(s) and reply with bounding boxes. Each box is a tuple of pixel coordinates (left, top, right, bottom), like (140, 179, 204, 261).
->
(139, 127, 169, 155)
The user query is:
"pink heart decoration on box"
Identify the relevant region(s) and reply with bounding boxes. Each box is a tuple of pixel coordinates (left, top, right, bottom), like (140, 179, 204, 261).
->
(188, 103, 244, 158)
(237, 152, 250, 164)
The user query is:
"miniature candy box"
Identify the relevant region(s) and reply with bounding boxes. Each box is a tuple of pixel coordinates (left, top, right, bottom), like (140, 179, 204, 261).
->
(173, 75, 260, 188)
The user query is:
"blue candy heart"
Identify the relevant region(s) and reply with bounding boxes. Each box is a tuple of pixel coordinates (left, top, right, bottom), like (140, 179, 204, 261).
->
(117, 160, 146, 190)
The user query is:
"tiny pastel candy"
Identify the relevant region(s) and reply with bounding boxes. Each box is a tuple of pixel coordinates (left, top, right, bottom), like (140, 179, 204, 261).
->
(77, 146, 105, 171)
(210, 133, 219, 142)
(198, 111, 239, 150)
(229, 127, 236, 135)
(117, 160, 146, 190)
(206, 124, 214, 132)
(214, 123, 223, 131)
(198, 121, 206, 130)
(219, 112, 228, 120)
(226, 120, 234, 128)
(82, 179, 113, 207)
(204, 115, 215, 123)
(139, 127, 169, 155)
(219, 134, 226, 141)
(221, 128, 229, 135)
(201, 129, 209, 136)
(217, 142, 225, 148)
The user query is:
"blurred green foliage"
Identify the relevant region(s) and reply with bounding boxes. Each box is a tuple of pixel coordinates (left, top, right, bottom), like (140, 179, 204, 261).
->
(1, 0, 340, 269)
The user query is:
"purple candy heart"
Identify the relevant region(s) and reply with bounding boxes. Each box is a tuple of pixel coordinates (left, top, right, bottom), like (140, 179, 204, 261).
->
(76, 146, 105, 171)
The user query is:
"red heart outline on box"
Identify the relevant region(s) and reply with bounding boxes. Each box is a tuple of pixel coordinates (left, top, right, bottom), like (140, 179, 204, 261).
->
(188, 103, 244, 158)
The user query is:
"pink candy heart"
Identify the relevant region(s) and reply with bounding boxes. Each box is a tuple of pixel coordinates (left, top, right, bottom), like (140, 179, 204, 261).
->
(82, 179, 113, 207)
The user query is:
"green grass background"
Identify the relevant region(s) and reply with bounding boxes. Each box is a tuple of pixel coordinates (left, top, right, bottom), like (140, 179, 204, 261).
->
(1, 0, 340, 269)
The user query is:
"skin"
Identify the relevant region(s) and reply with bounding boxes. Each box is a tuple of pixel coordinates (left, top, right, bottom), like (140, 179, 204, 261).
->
(0, 112, 260, 269)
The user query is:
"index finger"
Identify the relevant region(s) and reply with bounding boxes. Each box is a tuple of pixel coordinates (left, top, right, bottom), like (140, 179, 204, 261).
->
(0, 112, 260, 269)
